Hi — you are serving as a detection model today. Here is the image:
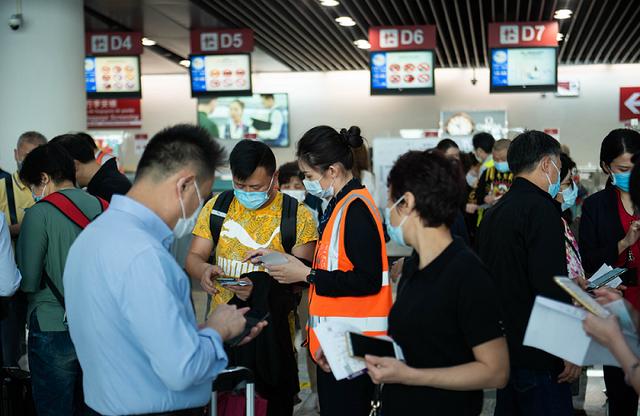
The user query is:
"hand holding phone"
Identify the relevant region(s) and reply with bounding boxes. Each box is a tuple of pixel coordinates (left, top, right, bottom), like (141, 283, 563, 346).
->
(346, 332, 404, 360)
(225, 311, 270, 347)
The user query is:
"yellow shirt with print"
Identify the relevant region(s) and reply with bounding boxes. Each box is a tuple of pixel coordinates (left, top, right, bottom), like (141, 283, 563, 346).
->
(0, 172, 35, 226)
(193, 192, 318, 314)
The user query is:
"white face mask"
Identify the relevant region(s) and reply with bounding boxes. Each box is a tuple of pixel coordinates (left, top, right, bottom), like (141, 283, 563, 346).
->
(281, 190, 306, 203)
(173, 179, 204, 239)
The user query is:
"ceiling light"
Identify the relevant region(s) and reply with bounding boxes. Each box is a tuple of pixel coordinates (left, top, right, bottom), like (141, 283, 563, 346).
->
(320, 0, 340, 6)
(354, 39, 371, 49)
(142, 37, 157, 46)
(335, 16, 353, 23)
(556, 33, 564, 41)
(553, 9, 573, 19)
(179, 59, 191, 68)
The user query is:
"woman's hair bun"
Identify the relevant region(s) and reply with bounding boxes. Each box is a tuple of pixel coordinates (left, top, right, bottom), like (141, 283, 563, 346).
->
(339, 126, 364, 149)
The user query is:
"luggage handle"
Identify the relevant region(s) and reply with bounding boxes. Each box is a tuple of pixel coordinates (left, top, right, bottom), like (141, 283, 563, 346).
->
(211, 366, 255, 416)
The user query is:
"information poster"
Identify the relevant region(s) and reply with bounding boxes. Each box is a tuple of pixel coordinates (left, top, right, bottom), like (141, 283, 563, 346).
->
(190, 54, 252, 96)
(491, 48, 556, 88)
(85, 56, 141, 96)
(371, 51, 434, 92)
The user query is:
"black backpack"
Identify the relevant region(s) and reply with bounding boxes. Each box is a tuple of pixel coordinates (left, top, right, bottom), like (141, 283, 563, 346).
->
(208, 190, 298, 256)
(0, 170, 17, 225)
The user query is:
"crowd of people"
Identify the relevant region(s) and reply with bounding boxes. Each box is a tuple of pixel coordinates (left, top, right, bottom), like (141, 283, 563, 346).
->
(2, 124, 640, 416)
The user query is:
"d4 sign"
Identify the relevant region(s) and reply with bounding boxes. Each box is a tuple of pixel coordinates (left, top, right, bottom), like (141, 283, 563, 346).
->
(86, 32, 143, 56)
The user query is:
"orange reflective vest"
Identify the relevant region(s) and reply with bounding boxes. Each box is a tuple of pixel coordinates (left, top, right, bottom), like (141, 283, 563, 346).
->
(307, 187, 392, 362)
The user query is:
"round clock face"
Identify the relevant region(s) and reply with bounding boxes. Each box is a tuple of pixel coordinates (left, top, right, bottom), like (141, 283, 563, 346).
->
(446, 114, 475, 136)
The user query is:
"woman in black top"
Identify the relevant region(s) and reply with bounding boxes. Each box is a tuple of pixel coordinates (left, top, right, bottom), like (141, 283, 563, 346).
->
(365, 150, 509, 415)
(246, 126, 387, 416)
(579, 128, 640, 416)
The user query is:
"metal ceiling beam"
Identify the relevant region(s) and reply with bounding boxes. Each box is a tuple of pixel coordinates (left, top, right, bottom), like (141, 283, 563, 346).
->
(573, 0, 607, 64)
(347, 0, 374, 27)
(204, 0, 312, 71)
(453, 0, 471, 66)
(361, 0, 386, 26)
(621, 33, 640, 63)
(479, 0, 489, 66)
(466, 0, 481, 68)
(558, 0, 584, 62)
(306, 2, 369, 69)
(491, 0, 496, 22)
(564, 0, 596, 63)
(503, 0, 507, 21)
(285, 0, 357, 69)
(415, 0, 445, 66)
(389, 0, 408, 24)
(210, 0, 319, 71)
(402, 0, 417, 25)
(427, 0, 454, 67)
(608, 5, 640, 63)
(340, 0, 369, 40)
(594, 0, 636, 63)
(536, 0, 546, 21)
(376, 0, 397, 26)
(439, 0, 463, 66)
(261, 1, 343, 71)
(584, 0, 621, 64)
(526, 0, 532, 21)
(515, 0, 521, 21)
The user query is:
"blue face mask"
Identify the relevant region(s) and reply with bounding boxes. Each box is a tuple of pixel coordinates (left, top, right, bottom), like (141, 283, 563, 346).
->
(303, 177, 335, 199)
(561, 181, 578, 212)
(545, 160, 561, 198)
(384, 196, 408, 247)
(494, 161, 510, 173)
(32, 184, 47, 203)
(612, 171, 631, 193)
(234, 176, 274, 210)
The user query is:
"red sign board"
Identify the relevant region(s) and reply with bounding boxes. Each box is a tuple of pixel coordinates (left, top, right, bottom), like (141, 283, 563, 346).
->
(85, 32, 143, 56)
(87, 99, 142, 129)
(620, 87, 640, 121)
(488, 22, 558, 48)
(369, 25, 436, 51)
(190, 29, 254, 54)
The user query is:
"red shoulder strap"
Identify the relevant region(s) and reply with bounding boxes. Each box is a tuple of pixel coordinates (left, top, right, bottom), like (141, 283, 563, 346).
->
(97, 197, 109, 212)
(40, 193, 92, 229)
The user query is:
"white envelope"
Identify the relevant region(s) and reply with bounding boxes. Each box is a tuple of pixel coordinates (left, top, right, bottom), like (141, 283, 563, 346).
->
(523, 296, 640, 367)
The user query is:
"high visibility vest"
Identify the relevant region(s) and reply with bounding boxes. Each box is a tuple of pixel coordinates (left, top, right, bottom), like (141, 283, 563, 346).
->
(307, 188, 391, 361)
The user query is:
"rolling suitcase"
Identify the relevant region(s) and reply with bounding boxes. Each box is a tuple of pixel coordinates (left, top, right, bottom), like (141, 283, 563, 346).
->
(1, 367, 36, 416)
(211, 366, 266, 416)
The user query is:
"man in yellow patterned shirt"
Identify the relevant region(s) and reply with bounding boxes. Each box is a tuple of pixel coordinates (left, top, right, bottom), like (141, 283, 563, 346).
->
(186, 140, 317, 416)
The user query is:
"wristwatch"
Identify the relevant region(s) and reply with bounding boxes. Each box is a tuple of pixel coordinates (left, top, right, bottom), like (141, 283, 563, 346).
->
(306, 268, 317, 284)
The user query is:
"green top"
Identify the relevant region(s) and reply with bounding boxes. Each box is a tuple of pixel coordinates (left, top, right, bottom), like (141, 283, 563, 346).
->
(17, 189, 104, 331)
(198, 111, 220, 139)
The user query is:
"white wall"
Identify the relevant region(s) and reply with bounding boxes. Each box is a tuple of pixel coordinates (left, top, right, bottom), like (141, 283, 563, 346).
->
(136, 64, 639, 169)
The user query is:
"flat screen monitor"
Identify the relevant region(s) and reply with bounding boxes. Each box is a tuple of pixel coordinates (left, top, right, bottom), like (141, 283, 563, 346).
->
(85, 56, 141, 98)
(197, 93, 289, 148)
(370, 50, 435, 95)
(190, 54, 252, 97)
(490, 47, 558, 93)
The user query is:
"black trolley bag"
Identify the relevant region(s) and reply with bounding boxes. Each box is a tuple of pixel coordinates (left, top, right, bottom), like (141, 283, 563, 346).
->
(210, 366, 258, 416)
(1, 367, 36, 416)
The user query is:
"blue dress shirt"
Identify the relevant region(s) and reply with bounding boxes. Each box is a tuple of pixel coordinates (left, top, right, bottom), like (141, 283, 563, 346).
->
(0, 215, 20, 296)
(64, 195, 228, 415)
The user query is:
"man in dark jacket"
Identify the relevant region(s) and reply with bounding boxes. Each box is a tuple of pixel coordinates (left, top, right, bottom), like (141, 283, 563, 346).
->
(51, 134, 131, 202)
(477, 130, 580, 416)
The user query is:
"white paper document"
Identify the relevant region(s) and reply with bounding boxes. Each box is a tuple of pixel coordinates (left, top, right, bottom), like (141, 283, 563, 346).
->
(314, 322, 367, 381)
(524, 296, 640, 367)
(589, 263, 623, 289)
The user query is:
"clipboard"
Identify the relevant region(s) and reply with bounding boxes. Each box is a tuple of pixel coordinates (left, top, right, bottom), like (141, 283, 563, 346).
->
(554, 276, 611, 318)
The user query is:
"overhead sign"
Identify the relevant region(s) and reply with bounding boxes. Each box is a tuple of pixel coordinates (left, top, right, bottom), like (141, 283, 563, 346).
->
(488, 21, 558, 48)
(190, 29, 254, 54)
(87, 98, 142, 129)
(85, 32, 143, 56)
(369, 25, 436, 51)
(556, 80, 580, 97)
(620, 87, 640, 121)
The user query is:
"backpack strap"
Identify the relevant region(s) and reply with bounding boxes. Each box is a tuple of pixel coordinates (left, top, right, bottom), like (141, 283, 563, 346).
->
(37, 192, 108, 312)
(0, 172, 17, 225)
(280, 193, 298, 254)
(209, 190, 235, 248)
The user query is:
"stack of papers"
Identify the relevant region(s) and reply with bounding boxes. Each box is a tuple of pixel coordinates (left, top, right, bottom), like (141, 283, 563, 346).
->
(524, 296, 639, 366)
(314, 322, 367, 381)
(588, 263, 623, 289)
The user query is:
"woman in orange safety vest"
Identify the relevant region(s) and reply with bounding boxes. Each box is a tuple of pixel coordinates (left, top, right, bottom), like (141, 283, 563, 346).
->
(247, 125, 391, 416)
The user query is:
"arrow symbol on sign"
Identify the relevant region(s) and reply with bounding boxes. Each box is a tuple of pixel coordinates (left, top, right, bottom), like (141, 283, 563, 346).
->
(625, 92, 640, 115)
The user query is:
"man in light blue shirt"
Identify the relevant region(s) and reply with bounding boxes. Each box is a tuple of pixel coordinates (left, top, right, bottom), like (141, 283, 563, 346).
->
(0, 214, 20, 296)
(64, 124, 265, 415)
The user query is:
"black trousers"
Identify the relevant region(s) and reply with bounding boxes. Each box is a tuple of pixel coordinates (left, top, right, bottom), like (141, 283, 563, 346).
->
(316, 366, 374, 416)
(604, 365, 639, 416)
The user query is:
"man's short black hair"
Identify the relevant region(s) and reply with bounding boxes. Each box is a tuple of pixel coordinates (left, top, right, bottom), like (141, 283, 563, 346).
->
(136, 124, 226, 182)
(77, 132, 98, 151)
(507, 130, 561, 175)
(436, 138, 459, 152)
(50, 134, 96, 163)
(472, 132, 495, 153)
(19, 143, 76, 187)
(230, 140, 276, 180)
(279, 161, 303, 185)
(387, 150, 465, 228)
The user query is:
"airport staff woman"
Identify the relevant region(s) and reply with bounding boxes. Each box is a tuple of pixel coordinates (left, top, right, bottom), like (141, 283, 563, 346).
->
(580, 128, 640, 416)
(363, 150, 508, 415)
(247, 125, 391, 416)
